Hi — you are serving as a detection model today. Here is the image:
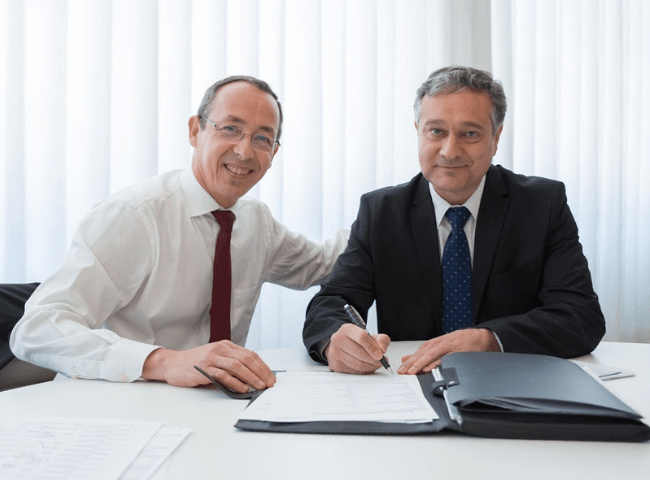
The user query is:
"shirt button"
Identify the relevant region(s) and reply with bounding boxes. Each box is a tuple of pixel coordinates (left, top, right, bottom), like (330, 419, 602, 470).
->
(118, 374, 128, 383)
(71, 375, 80, 379)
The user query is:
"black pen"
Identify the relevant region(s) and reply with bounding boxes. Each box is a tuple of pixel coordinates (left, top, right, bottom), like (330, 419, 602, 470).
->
(344, 304, 394, 374)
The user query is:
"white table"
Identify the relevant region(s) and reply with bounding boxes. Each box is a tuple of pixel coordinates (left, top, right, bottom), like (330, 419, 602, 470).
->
(1, 341, 649, 480)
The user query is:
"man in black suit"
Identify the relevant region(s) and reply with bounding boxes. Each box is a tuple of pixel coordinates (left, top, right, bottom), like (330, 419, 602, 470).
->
(303, 66, 605, 375)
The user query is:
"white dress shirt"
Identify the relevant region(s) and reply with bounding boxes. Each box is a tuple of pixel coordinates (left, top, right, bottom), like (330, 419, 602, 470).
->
(10, 169, 348, 382)
(428, 176, 486, 264)
(427, 176, 503, 350)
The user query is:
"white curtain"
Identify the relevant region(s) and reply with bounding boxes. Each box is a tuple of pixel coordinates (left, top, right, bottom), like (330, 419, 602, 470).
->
(1, 0, 647, 349)
(491, 0, 650, 344)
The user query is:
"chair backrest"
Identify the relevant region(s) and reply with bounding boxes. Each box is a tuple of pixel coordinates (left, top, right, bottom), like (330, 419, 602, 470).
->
(0, 283, 40, 369)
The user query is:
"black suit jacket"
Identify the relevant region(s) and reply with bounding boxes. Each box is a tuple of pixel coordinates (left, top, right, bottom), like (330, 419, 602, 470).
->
(303, 165, 605, 360)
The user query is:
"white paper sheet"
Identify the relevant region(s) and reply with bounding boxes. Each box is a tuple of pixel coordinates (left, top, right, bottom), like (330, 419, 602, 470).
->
(238, 371, 438, 423)
(570, 360, 635, 380)
(119, 426, 191, 480)
(0, 417, 162, 480)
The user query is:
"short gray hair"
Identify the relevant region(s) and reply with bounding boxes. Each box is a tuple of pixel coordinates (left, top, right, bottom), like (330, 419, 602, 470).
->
(197, 75, 284, 141)
(414, 66, 506, 135)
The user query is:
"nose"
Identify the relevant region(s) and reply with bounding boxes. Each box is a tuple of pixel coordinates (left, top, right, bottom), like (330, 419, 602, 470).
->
(232, 133, 255, 159)
(440, 135, 461, 159)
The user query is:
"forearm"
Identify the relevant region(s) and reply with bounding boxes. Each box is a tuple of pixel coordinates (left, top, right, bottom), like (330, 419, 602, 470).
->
(11, 311, 159, 381)
(480, 301, 605, 358)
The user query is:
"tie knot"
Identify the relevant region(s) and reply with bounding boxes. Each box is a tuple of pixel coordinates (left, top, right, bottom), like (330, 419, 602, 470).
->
(212, 210, 235, 232)
(445, 207, 471, 231)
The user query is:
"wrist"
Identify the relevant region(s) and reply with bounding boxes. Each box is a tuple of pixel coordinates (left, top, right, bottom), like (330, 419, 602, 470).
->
(477, 328, 501, 352)
(141, 347, 173, 381)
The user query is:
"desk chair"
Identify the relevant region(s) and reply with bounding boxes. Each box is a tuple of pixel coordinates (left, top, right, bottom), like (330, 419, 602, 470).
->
(0, 282, 55, 391)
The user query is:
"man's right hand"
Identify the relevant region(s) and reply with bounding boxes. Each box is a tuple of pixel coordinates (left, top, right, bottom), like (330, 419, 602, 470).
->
(141, 341, 276, 392)
(324, 323, 391, 374)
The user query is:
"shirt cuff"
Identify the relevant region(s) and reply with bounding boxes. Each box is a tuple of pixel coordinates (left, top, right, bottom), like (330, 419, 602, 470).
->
(491, 331, 504, 352)
(309, 337, 331, 364)
(101, 339, 161, 383)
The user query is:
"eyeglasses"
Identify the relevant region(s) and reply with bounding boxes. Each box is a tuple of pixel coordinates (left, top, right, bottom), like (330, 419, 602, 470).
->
(200, 116, 280, 153)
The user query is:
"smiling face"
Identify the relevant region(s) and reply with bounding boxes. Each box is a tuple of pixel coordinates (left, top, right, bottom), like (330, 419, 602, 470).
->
(190, 81, 280, 208)
(415, 89, 502, 205)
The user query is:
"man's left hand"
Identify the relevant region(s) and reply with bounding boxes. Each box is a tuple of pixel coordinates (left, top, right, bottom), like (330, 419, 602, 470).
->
(397, 328, 500, 375)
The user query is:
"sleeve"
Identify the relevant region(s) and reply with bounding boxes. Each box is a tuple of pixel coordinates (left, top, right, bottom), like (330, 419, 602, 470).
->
(477, 183, 606, 358)
(9, 200, 161, 382)
(302, 195, 377, 363)
(263, 205, 350, 290)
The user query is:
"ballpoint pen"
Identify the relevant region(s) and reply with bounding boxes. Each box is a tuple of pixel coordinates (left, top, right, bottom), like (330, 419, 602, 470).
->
(343, 304, 395, 374)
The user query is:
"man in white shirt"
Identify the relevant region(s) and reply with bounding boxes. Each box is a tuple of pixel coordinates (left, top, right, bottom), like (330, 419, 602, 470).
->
(10, 76, 348, 392)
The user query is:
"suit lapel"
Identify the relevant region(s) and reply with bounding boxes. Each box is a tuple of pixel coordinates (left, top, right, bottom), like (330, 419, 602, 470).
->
(409, 175, 443, 327)
(473, 165, 509, 321)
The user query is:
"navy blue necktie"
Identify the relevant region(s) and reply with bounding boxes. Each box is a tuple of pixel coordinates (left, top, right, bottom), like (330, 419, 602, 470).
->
(442, 207, 473, 334)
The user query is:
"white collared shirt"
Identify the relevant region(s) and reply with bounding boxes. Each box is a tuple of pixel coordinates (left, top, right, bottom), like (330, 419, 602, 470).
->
(428, 176, 486, 265)
(11, 168, 348, 382)
(427, 175, 503, 350)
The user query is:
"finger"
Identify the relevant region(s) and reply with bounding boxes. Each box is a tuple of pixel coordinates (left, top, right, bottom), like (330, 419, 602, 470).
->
(328, 345, 381, 374)
(396, 338, 440, 373)
(342, 325, 385, 361)
(405, 348, 444, 374)
(232, 348, 276, 387)
(372, 334, 391, 353)
(206, 366, 251, 393)
(333, 324, 382, 363)
(328, 327, 383, 373)
(215, 343, 276, 388)
(398, 349, 426, 374)
(397, 347, 435, 374)
(400, 353, 412, 363)
(208, 351, 273, 391)
(420, 358, 442, 373)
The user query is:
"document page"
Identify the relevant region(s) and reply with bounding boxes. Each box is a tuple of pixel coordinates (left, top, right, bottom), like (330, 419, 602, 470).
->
(0, 417, 161, 480)
(238, 371, 438, 423)
(118, 426, 191, 480)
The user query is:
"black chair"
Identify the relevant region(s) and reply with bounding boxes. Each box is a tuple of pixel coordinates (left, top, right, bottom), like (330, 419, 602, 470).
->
(0, 283, 55, 390)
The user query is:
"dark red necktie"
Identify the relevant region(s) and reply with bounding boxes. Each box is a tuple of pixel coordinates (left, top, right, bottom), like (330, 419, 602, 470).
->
(209, 210, 235, 343)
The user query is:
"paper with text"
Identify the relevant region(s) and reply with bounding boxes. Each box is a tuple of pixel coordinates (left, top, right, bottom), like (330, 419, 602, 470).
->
(238, 371, 438, 423)
(119, 426, 191, 480)
(0, 417, 161, 480)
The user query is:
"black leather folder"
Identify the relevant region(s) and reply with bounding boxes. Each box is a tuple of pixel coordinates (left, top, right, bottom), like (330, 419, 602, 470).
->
(235, 352, 650, 442)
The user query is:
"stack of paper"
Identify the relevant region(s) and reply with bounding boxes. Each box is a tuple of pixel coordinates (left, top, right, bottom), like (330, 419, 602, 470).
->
(0, 417, 190, 480)
(238, 371, 438, 424)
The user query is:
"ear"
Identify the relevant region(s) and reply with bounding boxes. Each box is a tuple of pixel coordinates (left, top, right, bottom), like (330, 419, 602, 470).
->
(414, 121, 419, 133)
(189, 116, 200, 148)
(492, 125, 503, 156)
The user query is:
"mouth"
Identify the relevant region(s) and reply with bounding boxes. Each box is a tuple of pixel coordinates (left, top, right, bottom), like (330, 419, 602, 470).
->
(225, 163, 254, 176)
(437, 164, 468, 169)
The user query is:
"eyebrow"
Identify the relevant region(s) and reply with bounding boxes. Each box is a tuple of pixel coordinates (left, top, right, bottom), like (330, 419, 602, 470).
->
(422, 120, 487, 131)
(223, 115, 276, 135)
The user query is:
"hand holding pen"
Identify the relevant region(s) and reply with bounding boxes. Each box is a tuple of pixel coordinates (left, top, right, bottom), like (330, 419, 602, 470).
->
(342, 304, 394, 375)
(322, 304, 392, 375)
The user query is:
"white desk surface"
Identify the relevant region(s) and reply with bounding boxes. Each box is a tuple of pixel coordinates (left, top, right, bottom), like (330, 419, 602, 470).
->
(1, 341, 649, 480)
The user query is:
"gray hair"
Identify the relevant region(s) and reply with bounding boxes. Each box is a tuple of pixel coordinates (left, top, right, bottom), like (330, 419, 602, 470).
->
(413, 66, 507, 135)
(197, 75, 284, 141)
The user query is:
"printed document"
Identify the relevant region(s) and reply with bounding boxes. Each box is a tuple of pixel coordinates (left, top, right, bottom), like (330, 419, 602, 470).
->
(238, 371, 438, 423)
(0, 417, 190, 480)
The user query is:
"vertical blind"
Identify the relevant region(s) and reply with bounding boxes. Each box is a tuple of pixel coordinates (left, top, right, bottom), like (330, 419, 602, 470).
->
(1, 0, 648, 349)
